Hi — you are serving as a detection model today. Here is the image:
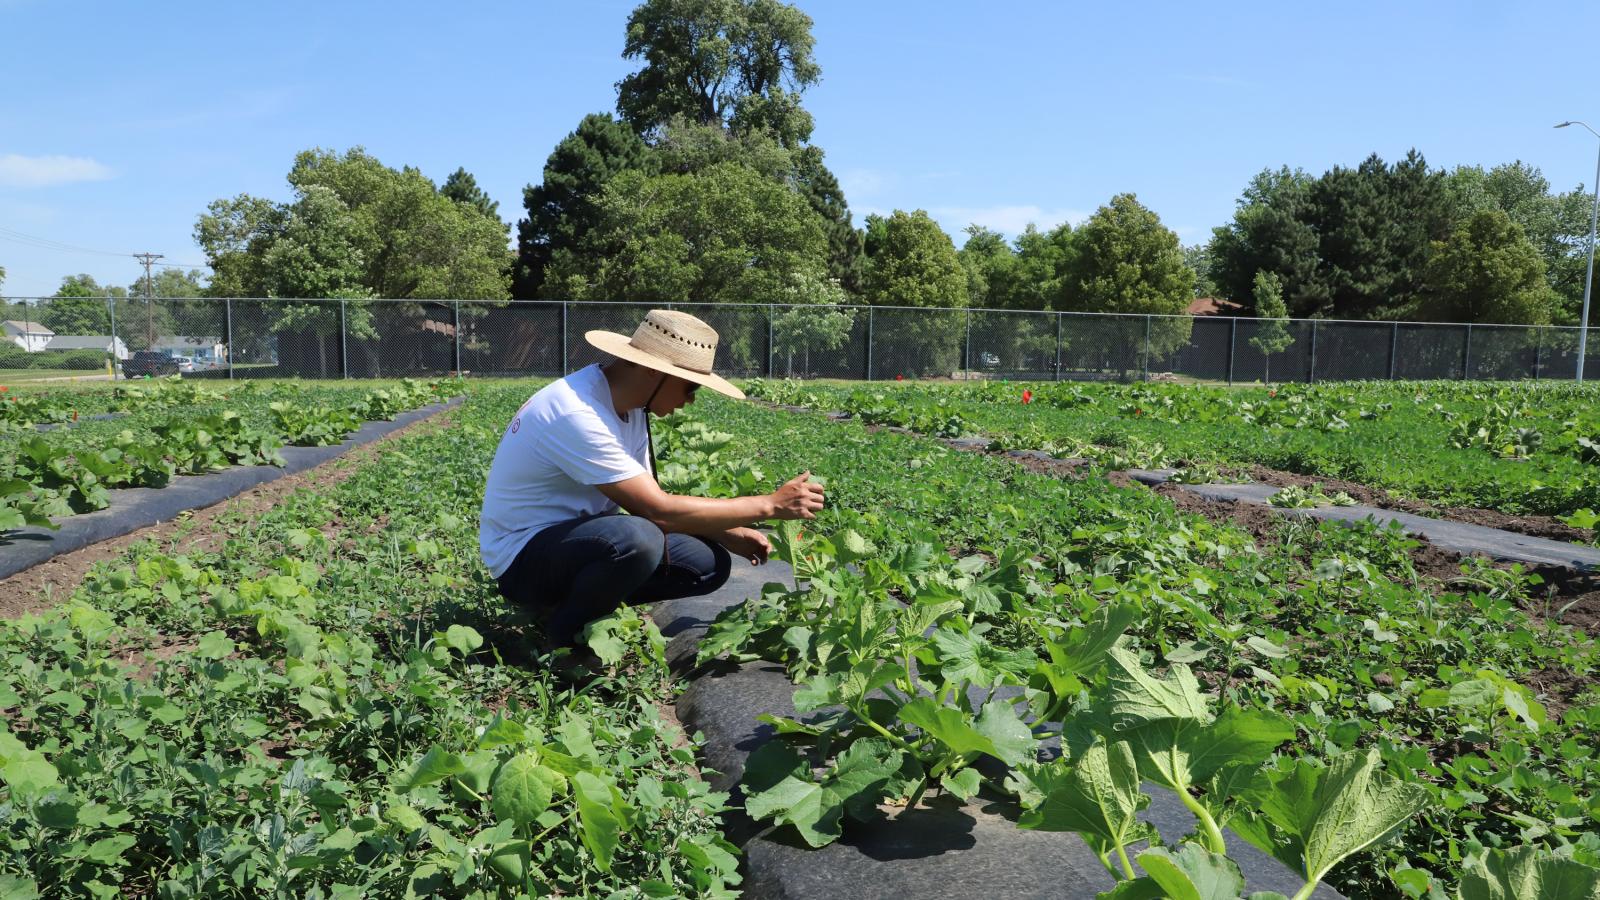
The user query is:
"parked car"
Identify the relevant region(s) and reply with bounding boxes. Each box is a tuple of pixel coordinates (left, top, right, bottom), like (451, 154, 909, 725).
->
(122, 351, 180, 377)
(174, 357, 196, 373)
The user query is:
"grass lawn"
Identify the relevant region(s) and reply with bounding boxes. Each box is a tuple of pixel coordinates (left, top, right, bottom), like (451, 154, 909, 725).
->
(0, 368, 112, 383)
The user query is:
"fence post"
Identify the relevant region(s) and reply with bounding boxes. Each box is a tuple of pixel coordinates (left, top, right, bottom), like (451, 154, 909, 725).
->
(1535, 327, 1545, 380)
(1308, 319, 1318, 383)
(1054, 312, 1063, 382)
(1141, 315, 1151, 381)
(225, 298, 234, 381)
(964, 308, 972, 380)
(560, 301, 569, 376)
(766, 305, 775, 377)
(452, 301, 461, 375)
(106, 296, 119, 379)
(339, 299, 348, 380)
(1388, 322, 1399, 380)
(1462, 323, 1473, 380)
(1227, 317, 1237, 386)
(865, 307, 874, 380)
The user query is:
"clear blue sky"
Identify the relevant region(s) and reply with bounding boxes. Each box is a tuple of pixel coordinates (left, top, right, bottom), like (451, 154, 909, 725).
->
(3, 0, 1598, 297)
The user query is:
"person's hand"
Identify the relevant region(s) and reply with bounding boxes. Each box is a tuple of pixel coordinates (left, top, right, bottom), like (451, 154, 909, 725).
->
(719, 527, 772, 565)
(770, 471, 825, 520)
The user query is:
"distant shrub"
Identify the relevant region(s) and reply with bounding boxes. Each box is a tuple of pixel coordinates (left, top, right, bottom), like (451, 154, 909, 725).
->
(0, 344, 37, 369)
(46, 349, 112, 370)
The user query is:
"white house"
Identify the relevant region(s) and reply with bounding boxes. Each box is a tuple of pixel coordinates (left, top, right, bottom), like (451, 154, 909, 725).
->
(153, 336, 226, 364)
(2, 320, 55, 352)
(44, 335, 130, 360)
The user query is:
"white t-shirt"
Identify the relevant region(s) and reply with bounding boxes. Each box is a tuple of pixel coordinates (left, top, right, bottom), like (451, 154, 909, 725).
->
(479, 365, 650, 578)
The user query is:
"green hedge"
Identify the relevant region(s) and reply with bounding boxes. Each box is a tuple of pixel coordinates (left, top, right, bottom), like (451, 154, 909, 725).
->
(0, 344, 37, 368)
(46, 349, 113, 370)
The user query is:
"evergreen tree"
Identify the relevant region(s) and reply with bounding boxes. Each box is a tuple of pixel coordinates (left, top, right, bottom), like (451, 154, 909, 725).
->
(441, 167, 501, 220)
(514, 113, 653, 298)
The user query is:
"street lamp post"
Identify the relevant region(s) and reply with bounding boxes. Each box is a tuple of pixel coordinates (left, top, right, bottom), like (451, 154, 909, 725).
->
(1556, 121, 1600, 383)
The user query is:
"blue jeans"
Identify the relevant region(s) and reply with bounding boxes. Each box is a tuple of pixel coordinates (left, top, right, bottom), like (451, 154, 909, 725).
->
(496, 512, 731, 647)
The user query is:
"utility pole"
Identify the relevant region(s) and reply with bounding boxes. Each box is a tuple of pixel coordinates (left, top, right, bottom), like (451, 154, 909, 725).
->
(132, 252, 163, 350)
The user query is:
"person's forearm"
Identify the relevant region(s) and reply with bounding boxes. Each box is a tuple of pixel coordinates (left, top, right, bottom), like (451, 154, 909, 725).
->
(649, 493, 775, 534)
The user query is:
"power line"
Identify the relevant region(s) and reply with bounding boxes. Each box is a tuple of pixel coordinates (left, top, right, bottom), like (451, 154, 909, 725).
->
(0, 225, 212, 268)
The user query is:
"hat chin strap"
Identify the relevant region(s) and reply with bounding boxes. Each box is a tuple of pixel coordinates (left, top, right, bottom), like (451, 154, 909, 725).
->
(643, 373, 667, 479)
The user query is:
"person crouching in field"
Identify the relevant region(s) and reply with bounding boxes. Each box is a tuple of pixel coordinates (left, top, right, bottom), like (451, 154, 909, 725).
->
(478, 309, 825, 662)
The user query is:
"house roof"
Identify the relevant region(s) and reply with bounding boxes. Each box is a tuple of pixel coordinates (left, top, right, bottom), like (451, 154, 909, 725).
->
(44, 336, 120, 350)
(1, 320, 55, 335)
(1186, 297, 1244, 316)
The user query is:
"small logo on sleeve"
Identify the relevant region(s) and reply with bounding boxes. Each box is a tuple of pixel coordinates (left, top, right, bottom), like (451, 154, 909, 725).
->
(510, 418, 521, 434)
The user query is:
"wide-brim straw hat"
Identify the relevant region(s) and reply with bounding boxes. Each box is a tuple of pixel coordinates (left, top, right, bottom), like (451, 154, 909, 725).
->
(585, 309, 746, 400)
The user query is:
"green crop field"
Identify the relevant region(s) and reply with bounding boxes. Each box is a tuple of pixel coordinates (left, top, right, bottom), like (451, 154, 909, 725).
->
(0, 378, 1596, 898)
(743, 378, 1600, 523)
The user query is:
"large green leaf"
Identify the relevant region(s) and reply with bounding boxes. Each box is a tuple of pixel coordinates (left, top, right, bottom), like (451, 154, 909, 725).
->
(931, 628, 1038, 689)
(573, 771, 623, 873)
(1137, 843, 1248, 900)
(1106, 647, 1211, 728)
(743, 738, 903, 847)
(492, 753, 563, 827)
(1457, 846, 1600, 900)
(1122, 705, 1292, 797)
(1017, 740, 1152, 867)
(1235, 748, 1429, 888)
(398, 746, 465, 791)
(898, 698, 1036, 766)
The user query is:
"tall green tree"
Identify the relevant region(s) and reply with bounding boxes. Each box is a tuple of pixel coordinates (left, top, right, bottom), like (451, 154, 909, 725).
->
(196, 148, 509, 374)
(1062, 194, 1195, 317)
(544, 161, 827, 307)
(1445, 161, 1595, 323)
(197, 147, 510, 301)
(441, 167, 501, 220)
(1207, 167, 1322, 316)
(616, 0, 820, 146)
(793, 146, 865, 295)
(958, 225, 1015, 309)
(1248, 270, 1294, 384)
(863, 210, 966, 309)
(1062, 193, 1195, 367)
(1210, 152, 1452, 320)
(515, 113, 653, 298)
(42, 275, 122, 335)
(1011, 223, 1075, 311)
(1420, 209, 1554, 324)
(862, 210, 966, 376)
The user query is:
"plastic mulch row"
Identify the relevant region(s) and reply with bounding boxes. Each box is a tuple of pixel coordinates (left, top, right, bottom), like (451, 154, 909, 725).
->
(0, 396, 464, 580)
(650, 563, 1341, 900)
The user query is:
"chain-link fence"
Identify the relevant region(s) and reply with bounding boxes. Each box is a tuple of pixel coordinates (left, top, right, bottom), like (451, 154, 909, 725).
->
(4, 296, 1600, 383)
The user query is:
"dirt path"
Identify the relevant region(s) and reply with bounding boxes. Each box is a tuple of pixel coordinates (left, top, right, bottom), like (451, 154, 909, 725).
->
(0, 405, 459, 621)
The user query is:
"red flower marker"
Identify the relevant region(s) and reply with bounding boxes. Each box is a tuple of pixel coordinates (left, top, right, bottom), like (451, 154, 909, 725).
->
(1021, 389, 1033, 404)
(895, 374, 904, 381)
(1134, 407, 1143, 417)
(72, 410, 79, 422)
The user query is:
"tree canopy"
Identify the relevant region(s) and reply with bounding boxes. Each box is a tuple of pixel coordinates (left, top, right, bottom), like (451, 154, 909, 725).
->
(195, 147, 510, 302)
(862, 210, 966, 309)
(1207, 152, 1588, 325)
(543, 161, 827, 306)
(515, 113, 654, 299)
(1062, 193, 1194, 316)
(616, 0, 820, 146)
(1420, 208, 1554, 324)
